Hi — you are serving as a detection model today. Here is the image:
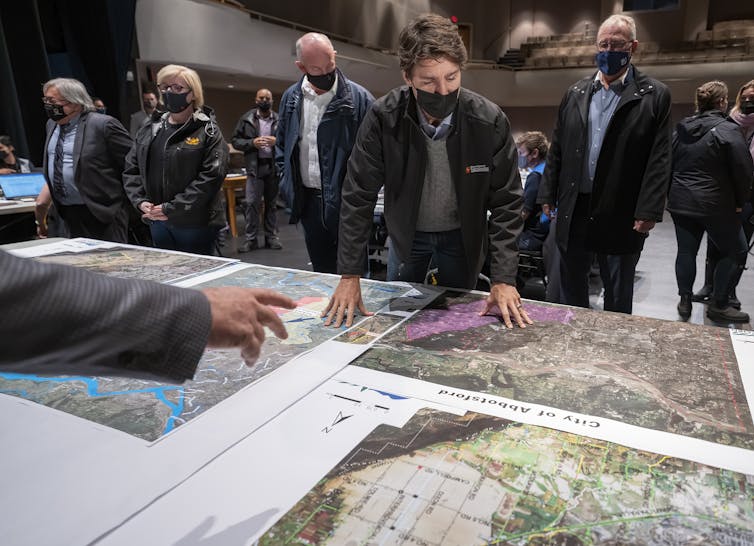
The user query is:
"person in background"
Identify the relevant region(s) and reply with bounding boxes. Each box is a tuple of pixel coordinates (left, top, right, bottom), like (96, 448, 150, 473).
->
(232, 88, 283, 252)
(275, 32, 374, 273)
(668, 80, 753, 323)
(91, 96, 107, 114)
(692, 79, 754, 309)
(324, 14, 529, 329)
(538, 14, 672, 315)
(38, 78, 132, 242)
(516, 131, 550, 251)
(123, 64, 227, 255)
(0, 135, 34, 174)
(129, 88, 159, 138)
(0, 249, 295, 379)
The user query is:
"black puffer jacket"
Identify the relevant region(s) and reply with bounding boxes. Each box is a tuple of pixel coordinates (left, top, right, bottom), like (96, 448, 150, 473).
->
(124, 107, 228, 227)
(668, 110, 753, 217)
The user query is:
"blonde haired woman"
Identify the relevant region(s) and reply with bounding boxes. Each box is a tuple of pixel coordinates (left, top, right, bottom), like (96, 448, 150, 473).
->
(124, 64, 227, 254)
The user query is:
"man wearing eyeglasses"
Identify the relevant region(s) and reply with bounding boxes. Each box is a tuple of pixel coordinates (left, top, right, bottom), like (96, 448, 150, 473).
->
(538, 14, 671, 314)
(37, 78, 133, 242)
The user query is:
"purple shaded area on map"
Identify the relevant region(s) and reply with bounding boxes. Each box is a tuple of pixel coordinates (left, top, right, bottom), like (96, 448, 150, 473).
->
(406, 300, 576, 340)
(406, 301, 498, 340)
(523, 303, 575, 324)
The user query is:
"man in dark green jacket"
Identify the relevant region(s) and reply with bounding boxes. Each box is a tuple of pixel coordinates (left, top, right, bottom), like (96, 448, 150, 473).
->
(324, 14, 530, 329)
(538, 14, 672, 315)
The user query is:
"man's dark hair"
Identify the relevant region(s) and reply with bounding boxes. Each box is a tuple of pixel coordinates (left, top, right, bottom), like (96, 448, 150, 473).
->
(398, 14, 468, 76)
(0, 135, 13, 148)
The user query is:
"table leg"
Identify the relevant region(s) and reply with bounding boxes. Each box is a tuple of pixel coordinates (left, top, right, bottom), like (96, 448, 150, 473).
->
(225, 186, 238, 238)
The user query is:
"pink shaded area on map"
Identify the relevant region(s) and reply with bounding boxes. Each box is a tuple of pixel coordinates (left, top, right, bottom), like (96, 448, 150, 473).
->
(523, 303, 575, 324)
(272, 296, 324, 315)
(406, 301, 498, 340)
(405, 300, 575, 340)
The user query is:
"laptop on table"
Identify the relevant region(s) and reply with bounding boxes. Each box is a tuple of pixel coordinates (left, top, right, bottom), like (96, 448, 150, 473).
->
(0, 173, 46, 201)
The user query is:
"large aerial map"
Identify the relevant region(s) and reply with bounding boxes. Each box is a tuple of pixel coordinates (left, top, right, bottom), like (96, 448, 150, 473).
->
(0, 265, 408, 441)
(261, 407, 754, 545)
(35, 245, 232, 283)
(351, 291, 754, 451)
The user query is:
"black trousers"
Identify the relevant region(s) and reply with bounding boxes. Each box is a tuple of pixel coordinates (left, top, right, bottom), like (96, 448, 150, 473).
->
(299, 188, 338, 274)
(672, 211, 746, 306)
(57, 204, 128, 243)
(559, 194, 641, 314)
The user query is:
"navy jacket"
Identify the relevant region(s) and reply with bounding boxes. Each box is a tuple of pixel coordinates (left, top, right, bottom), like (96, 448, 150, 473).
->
(275, 68, 374, 233)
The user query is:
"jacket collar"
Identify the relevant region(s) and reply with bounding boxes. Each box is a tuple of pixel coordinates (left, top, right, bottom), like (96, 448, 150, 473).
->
(575, 65, 655, 126)
(252, 108, 278, 121)
(402, 85, 461, 134)
(151, 105, 218, 139)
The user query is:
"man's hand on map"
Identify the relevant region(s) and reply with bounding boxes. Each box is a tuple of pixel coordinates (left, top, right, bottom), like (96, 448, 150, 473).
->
(202, 287, 296, 365)
(480, 282, 533, 329)
(322, 275, 374, 328)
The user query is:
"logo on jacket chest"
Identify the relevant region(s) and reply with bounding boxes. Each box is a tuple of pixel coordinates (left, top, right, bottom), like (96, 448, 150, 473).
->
(465, 164, 490, 174)
(184, 136, 200, 146)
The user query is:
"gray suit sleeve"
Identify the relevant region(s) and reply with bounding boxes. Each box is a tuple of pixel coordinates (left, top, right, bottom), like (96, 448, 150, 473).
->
(0, 250, 212, 380)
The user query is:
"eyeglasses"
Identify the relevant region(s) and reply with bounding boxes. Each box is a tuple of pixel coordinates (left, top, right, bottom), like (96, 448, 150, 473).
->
(159, 84, 191, 94)
(597, 39, 631, 51)
(41, 97, 69, 106)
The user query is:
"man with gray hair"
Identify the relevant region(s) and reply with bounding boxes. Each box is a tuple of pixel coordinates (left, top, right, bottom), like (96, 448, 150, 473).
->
(538, 14, 672, 314)
(275, 32, 374, 273)
(36, 77, 132, 242)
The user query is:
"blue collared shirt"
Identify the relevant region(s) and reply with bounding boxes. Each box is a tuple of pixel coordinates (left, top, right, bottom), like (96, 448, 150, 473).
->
(47, 113, 85, 205)
(416, 104, 453, 141)
(582, 67, 632, 193)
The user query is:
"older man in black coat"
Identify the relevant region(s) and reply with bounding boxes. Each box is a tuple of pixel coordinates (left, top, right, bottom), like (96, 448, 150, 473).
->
(38, 78, 132, 243)
(538, 14, 672, 314)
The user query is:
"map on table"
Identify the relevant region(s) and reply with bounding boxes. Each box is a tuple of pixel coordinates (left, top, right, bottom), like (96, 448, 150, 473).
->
(0, 265, 408, 441)
(34, 245, 233, 284)
(260, 407, 754, 545)
(351, 291, 754, 451)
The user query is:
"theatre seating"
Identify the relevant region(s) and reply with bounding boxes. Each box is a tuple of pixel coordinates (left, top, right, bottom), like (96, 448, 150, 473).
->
(507, 20, 754, 70)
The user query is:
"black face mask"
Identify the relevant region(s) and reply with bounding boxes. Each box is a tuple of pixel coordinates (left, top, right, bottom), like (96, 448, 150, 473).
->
(95, 107, 107, 115)
(0, 150, 7, 162)
(163, 91, 192, 113)
(415, 87, 458, 120)
(307, 70, 336, 91)
(256, 101, 271, 112)
(44, 103, 67, 122)
(741, 100, 754, 116)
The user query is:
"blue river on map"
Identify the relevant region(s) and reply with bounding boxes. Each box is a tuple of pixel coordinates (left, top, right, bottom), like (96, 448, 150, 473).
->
(0, 372, 184, 435)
